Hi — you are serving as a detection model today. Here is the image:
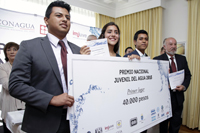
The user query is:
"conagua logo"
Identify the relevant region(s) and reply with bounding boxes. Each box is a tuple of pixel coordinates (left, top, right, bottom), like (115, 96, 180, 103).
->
(0, 19, 35, 30)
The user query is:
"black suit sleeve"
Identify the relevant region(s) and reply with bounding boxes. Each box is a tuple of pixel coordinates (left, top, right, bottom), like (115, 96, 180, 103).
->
(9, 41, 53, 113)
(153, 56, 160, 60)
(154, 54, 192, 91)
(181, 56, 191, 90)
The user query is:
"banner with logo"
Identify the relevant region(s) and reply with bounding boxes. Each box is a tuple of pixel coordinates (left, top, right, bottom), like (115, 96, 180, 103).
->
(68, 22, 101, 47)
(0, 8, 101, 64)
(67, 55, 172, 133)
(0, 8, 46, 64)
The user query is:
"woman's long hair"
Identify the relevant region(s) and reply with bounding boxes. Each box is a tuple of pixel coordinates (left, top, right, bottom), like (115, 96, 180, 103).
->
(98, 22, 120, 53)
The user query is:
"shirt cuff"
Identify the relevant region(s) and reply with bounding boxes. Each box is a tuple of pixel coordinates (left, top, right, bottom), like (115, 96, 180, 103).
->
(183, 85, 186, 91)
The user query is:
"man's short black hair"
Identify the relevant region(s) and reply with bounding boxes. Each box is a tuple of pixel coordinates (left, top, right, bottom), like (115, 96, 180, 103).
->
(125, 47, 133, 53)
(45, 1, 71, 18)
(134, 30, 148, 41)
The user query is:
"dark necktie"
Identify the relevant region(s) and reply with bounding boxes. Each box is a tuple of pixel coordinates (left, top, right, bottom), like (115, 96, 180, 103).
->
(58, 40, 68, 88)
(170, 57, 177, 72)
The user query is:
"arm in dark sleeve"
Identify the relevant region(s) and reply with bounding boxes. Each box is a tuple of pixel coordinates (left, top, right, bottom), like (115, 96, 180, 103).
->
(9, 41, 53, 113)
(182, 56, 191, 90)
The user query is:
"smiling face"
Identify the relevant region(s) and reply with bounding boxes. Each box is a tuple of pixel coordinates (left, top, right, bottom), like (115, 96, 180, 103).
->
(44, 7, 71, 40)
(134, 33, 148, 54)
(104, 25, 119, 47)
(6, 46, 18, 62)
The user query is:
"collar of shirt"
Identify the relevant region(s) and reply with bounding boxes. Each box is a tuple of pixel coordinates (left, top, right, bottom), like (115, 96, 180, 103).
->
(135, 48, 145, 57)
(166, 53, 178, 70)
(47, 33, 68, 94)
(47, 33, 72, 54)
(166, 53, 176, 61)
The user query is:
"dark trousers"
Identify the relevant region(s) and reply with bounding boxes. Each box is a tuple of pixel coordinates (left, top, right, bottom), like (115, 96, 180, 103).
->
(3, 121, 11, 133)
(141, 130, 147, 133)
(56, 109, 70, 133)
(160, 92, 183, 133)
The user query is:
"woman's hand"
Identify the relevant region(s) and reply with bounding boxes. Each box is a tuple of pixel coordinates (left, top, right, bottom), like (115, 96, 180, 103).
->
(80, 45, 91, 55)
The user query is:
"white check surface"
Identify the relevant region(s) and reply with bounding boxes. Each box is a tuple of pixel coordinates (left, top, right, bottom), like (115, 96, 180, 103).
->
(67, 55, 172, 133)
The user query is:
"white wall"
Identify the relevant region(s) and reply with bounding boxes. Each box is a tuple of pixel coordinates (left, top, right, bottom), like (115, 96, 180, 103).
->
(66, 0, 116, 17)
(0, 0, 47, 16)
(162, 0, 188, 43)
(0, 0, 188, 43)
(68, 0, 188, 44)
(0, 0, 96, 27)
(115, 0, 162, 18)
(67, 0, 162, 18)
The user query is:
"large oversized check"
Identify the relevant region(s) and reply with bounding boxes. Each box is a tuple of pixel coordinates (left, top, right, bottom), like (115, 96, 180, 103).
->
(67, 55, 172, 133)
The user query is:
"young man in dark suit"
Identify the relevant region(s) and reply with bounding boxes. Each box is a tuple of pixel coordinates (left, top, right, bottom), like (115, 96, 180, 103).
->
(124, 29, 149, 133)
(124, 30, 148, 58)
(9, 1, 80, 133)
(154, 37, 191, 133)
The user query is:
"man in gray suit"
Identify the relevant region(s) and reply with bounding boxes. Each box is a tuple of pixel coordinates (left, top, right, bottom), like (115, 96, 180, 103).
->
(9, 1, 80, 133)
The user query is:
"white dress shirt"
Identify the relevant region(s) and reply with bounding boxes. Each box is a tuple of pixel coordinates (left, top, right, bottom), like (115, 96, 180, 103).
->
(47, 33, 73, 93)
(166, 53, 186, 91)
(166, 53, 178, 71)
(135, 48, 146, 57)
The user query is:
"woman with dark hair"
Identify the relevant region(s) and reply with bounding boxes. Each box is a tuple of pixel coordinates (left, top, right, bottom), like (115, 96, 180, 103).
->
(0, 42, 25, 133)
(98, 22, 121, 57)
(81, 22, 121, 57)
(80, 22, 140, 59)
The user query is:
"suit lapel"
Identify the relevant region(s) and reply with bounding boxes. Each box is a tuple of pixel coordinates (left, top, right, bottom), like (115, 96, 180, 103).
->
(163, 53, 169, 61)
(133, 50, 140, 56)
(163, 53, 173, 73)
(68, 41, 80, 54)
(134, 50, 148, 57)
(175, 54, 180, 71)
(68, 41, 75, 54)
(40, 36, 62, 87)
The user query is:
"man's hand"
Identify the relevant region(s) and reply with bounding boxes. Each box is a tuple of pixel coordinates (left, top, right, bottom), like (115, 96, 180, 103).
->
(49, 93, 74, 107)
(80, 45, 91, 55)
(175, 85, 185, 91)
(127, 54, 140, 60)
